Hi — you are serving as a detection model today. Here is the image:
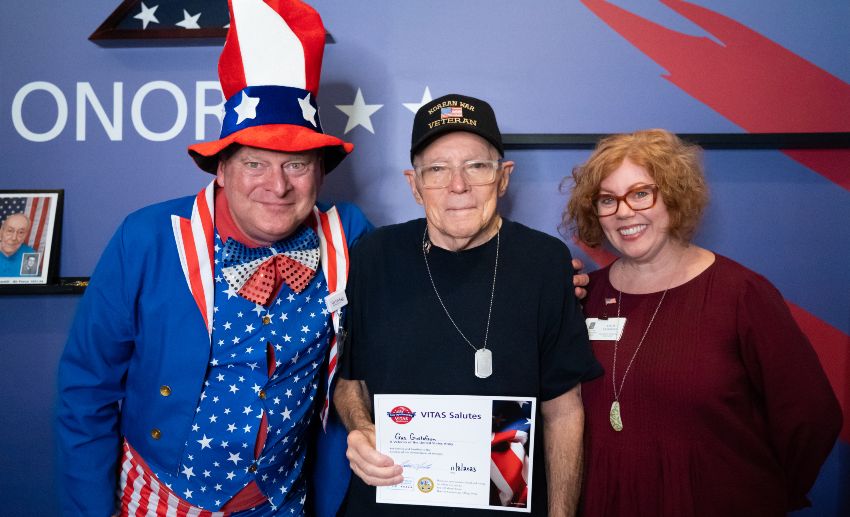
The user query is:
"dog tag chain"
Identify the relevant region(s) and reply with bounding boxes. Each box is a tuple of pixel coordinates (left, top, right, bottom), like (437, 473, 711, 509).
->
(422, 225, 499, 379)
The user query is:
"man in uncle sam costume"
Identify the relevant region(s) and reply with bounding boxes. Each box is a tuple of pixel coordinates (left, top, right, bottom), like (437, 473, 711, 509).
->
(57, 1, 370, 515)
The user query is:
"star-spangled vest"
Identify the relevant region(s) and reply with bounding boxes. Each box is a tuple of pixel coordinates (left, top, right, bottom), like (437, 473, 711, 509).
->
(148, 227, 332, 513)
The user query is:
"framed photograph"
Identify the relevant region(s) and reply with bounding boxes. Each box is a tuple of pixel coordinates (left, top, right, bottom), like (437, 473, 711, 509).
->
(0, 190, 63, 286)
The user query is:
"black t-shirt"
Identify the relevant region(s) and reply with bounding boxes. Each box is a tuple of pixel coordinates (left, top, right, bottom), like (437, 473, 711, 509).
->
(339, 218, 601, 516)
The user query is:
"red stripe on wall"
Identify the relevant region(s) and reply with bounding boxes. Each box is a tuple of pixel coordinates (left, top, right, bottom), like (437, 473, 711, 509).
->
(783, 149, 850, 192)
(574, 239, 617, 269)
(580, 0, 850, 192)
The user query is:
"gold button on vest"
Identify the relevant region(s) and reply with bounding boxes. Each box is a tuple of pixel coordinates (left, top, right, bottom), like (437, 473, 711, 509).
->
(159, 385, 171, 396)
(150, 428, 162, 440)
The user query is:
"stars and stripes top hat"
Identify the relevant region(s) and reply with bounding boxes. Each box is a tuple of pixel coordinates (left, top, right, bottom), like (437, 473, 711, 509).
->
(188, 0, 353, 174)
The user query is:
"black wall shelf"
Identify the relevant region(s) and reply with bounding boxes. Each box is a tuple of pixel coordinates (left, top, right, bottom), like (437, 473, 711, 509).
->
(503, 132, 850, 150)
(0, 277, 88, 295)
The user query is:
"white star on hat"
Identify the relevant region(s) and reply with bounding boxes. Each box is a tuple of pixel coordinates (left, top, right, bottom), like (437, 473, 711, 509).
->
(298, 93, 318, 127)
(335, 88, 382, 134)
(234, 92, 260, 124)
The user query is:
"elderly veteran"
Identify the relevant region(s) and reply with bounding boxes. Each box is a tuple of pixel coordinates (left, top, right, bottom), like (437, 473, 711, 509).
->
(0, 213, 35, 277)
(56, 1, 369, 516)
(335, 94, 602, 517)
(564, 129, 841, 516)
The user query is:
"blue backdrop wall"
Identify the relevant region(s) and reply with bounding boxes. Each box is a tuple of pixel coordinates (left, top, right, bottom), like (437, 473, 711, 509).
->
(1, 1, 847, 515)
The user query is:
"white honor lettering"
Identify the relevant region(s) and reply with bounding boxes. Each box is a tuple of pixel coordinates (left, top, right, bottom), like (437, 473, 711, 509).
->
(12, 81, 68, 142)
(10, 80, 225, 143)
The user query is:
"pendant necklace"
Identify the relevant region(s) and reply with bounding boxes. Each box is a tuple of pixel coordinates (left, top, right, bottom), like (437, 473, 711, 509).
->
(609, 255, 682, 432)
(422, 225, 499, 379)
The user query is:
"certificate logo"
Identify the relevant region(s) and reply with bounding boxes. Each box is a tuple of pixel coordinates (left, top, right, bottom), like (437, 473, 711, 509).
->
(387, 405, 416, 424)
(416, 477, 435, 493)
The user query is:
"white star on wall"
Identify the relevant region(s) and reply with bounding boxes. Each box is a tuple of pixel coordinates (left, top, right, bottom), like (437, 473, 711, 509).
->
(134, 3, 159, 30)
(176, 9, 202, 30)
(234, 92, 260, 125)
(403, 86, 433, 113)
(298, 93, 318, 127)
(335, 88, 382, 134)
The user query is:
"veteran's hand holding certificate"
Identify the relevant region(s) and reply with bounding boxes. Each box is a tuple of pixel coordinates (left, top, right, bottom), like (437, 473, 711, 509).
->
(374, 394, 537, 512)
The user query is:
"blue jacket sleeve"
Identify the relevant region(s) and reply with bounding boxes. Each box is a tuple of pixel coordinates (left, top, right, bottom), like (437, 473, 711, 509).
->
(310, 201, 372, 517)
(333, 201, 374, 248)
(56, 222, 136, 516)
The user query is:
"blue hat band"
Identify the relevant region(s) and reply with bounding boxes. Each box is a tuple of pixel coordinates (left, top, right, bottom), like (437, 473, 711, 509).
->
(220, 85, 324, 138)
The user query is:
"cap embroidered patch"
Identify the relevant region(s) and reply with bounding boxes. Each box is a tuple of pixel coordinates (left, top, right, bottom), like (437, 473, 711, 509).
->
(441, 107, 463, 119)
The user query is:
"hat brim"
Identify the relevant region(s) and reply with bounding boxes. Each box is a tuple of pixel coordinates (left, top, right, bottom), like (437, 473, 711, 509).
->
(410, 124, 503, 163)
(188, 124, 353, 174)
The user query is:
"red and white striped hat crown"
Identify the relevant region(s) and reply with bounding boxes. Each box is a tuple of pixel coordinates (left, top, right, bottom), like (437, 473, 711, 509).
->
(188, 0, 352, 173)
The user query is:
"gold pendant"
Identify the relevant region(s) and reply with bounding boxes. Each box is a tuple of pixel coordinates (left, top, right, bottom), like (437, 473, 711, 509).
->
(609, 400, 623, 431)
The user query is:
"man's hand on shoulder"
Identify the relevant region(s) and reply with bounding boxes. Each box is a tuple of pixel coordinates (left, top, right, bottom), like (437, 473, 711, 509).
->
(572, 258, 589, 300)
(346, 424, 404, 486)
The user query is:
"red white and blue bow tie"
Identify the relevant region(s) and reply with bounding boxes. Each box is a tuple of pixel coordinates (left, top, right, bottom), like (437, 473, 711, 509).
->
(221, 226, 320, 306)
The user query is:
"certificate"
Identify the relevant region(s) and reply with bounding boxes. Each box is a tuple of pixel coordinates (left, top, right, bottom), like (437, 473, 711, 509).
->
(374, 394, 537, 512)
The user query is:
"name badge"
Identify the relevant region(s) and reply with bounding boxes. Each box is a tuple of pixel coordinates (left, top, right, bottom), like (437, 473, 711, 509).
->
(325, 290, 348, 314)
(585, 317, 626, 341)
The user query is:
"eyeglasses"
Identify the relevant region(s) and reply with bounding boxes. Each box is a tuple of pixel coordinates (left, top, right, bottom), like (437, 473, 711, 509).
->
(413, 159, 501, 189)
(592, 184, 659, 217)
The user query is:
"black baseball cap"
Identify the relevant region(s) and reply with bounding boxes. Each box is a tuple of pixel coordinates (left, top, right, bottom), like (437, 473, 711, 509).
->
(410, 93, 504, 162)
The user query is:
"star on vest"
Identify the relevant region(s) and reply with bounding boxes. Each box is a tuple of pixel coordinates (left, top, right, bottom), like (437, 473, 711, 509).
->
(221, 225, 320, 305)
(187, 0, 353, 174)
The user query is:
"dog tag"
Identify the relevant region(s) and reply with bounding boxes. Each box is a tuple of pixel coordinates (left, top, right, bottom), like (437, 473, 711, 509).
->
(475, 348, 492, 379)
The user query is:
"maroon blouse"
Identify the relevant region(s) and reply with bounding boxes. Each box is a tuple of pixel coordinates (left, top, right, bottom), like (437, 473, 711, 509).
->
(580, 255, 841, 517)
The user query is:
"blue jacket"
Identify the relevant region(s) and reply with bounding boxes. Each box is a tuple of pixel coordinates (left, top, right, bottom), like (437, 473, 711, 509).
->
(57, 185, 370, 516)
